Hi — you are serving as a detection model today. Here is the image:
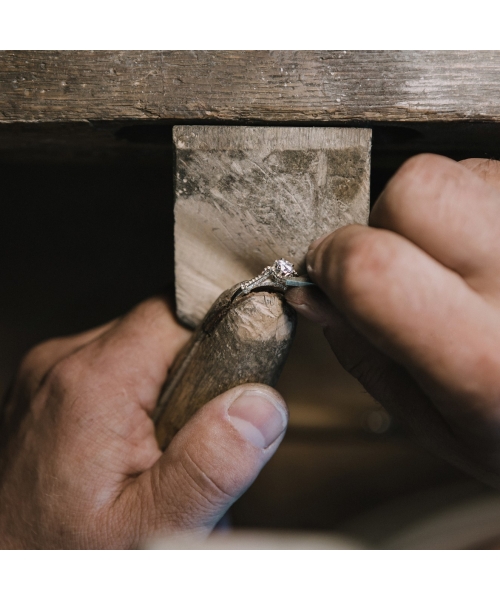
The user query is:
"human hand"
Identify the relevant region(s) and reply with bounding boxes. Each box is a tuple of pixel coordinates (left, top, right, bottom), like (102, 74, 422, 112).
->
(287, 155, 500, 486)
(0, 296, 287, 548)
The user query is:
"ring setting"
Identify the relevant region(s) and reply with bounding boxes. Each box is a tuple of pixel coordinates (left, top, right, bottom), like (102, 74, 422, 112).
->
(234, 258, 314, 299)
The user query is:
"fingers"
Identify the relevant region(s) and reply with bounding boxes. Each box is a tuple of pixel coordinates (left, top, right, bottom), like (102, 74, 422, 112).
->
(460, 158, 500, 192)
(286, 286, 500, 486)
(285, 285, 338, 327)
(2, 321, 121, 440)
(307, 224, 500, 442)
(286, 284, 458, 446)
(298, 155, 500, 478)
(130, 384, 288, 540)
(17, 294, 191, 416)
(15, 321, 118, 397)
(14, 295, 192, 483)
(369, 154, 500, 297)
(46, 295, 191, 415)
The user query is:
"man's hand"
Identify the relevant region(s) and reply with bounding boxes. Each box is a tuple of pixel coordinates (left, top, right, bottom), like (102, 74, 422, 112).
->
(0, 296, 287, 548)
(287, 155, 500, 486)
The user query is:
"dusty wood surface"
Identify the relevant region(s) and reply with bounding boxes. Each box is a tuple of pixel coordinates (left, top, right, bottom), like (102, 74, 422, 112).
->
(154, 287, 296, 449)
(174, 125, 371, 327)
(1, 51, 500, 123)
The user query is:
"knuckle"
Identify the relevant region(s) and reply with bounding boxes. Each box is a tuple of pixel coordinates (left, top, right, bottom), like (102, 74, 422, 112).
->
(179, 449, 234, 509)
(45, 353, 85, 391)
(373, 153, 454, 225)
(460, 157, 500, 179)
(336, 231, 390, 308)
(18, 339, 57, 376)
(147, 449, 235, 533)
(129, 296, 169, 327)
(392, 153, 449, 190)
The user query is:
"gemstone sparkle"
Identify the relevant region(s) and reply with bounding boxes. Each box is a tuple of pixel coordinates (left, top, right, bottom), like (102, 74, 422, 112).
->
(274, 259, 296, 278)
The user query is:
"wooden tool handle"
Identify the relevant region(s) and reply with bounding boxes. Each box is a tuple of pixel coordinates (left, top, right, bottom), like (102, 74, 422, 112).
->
(153, 285, 297, 450)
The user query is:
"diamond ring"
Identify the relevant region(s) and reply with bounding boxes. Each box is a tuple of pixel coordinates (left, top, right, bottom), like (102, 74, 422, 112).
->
(233, 258, 315, 299)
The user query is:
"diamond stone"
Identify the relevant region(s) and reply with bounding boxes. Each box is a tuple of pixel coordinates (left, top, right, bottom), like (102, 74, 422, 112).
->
(274, 259, 295, 277)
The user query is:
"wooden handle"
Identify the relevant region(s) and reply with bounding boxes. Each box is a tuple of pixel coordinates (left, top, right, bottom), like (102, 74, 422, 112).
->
(153, 285, 297, 450)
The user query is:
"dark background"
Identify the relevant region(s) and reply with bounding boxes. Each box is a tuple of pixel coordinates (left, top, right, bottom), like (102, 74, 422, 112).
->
(1, 122, 499, 542)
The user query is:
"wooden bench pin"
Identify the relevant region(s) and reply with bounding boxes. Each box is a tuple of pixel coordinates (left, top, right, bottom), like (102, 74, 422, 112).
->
(154, 126, 371, 449)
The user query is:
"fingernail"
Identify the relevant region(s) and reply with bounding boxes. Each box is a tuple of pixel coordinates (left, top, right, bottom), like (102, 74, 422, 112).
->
(286, 301, 324, 325)
(228, 389, 287, 449)
(285, 289, 325, 323)
(286, 287, 335, 327)
(306, 262, 316, 278)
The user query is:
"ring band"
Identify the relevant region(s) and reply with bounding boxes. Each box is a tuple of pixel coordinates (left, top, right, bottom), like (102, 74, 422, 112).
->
(233, 258, 313, 299)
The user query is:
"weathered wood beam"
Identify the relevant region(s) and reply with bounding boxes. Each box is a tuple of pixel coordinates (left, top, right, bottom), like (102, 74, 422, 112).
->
(1, 51, 500, 124)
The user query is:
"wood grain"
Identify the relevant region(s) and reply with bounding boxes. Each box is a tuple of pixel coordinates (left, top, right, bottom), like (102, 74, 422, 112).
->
(154, 286, 296, 450)
(2, 51, 500, 123)
(174, 125, 371, 327)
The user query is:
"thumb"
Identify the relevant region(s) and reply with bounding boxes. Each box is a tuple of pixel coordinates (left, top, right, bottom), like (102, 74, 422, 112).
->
(137, 384, 288, 541)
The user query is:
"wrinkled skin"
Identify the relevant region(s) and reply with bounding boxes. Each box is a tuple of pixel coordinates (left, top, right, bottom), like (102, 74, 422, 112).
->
(0, 296, 287, 548)
(287, 156, 500, 487)
(3, 153, 500, 548)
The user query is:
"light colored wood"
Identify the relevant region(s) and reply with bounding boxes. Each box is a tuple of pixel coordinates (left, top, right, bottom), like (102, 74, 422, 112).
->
(2, 51, 500, 123)
(156, 125, 370, 447)
(174, 125, 371, 327)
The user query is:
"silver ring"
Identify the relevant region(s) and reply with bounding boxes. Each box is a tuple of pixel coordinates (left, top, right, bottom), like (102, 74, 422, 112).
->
(233, 258, 314, 299)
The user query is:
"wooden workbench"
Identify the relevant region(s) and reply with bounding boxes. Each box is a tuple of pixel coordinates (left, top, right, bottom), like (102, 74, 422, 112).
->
(0, 51, 496, 537)
(2, 51, 500, 123)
